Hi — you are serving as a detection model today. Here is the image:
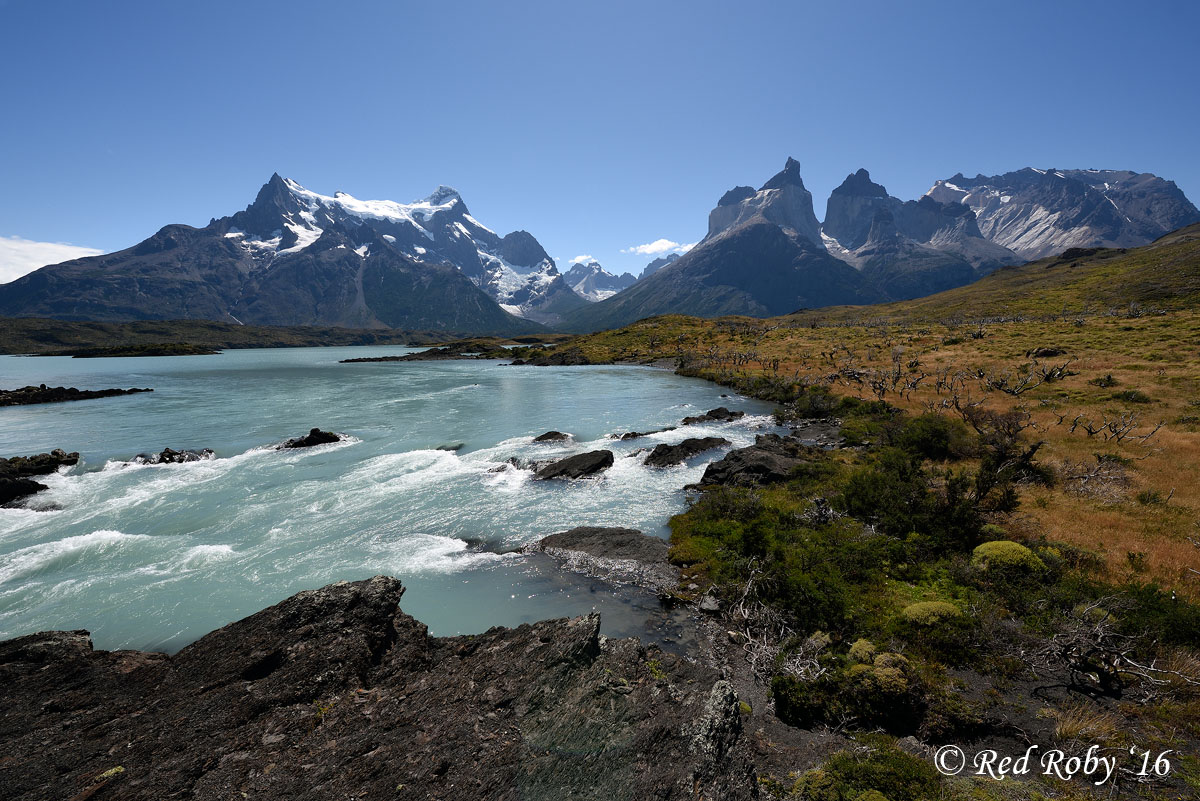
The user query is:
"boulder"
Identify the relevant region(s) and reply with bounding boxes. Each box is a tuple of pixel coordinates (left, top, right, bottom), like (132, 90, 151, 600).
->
(533, 430, 571, 442)
(279, 428, 342, 449)
(534, 449, 615, 479)
(0, 478, 49, 506)
(692, 434, 814, 488)
(644, 437, 730, 468)
(682, 407, 745, 425)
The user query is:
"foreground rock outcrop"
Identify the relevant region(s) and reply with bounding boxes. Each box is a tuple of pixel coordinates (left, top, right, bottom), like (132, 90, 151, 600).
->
(0, 577, 756, 800)
(0, 384, 152, 407)
(0, 448, 79, 505)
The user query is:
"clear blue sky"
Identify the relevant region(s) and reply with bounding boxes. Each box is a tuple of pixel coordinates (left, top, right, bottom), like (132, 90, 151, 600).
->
(2, 0, 1198, 277)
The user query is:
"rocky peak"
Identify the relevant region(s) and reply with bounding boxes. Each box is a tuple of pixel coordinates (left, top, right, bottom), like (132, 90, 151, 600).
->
(498, 230, 553, 270)
(640, 252, 679, 280)
(759, 156, 806, 191)
(718, 186, 756, 207)
(830, 168, 889, 198)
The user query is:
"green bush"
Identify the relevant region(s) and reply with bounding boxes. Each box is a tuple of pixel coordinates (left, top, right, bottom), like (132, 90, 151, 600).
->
(772, 653, 926, 735)
(848, 638, 877, 664)
(901, 601, 961, 625)
(1113, 389, 1152, 404)
(890, 413, 973, 461)
(794, 737, 941, 801)
(971, 540, 1045, 573)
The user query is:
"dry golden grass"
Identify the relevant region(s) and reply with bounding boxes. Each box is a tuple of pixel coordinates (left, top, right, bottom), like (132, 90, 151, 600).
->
(1048, 701, 1125, 746)
(564, 309, 1200, 596)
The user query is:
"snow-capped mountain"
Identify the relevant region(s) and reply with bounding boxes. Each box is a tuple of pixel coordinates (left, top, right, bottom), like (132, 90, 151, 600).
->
(926, 168, 1200, 259)
(220, 175, 585, 325)
(0, 175, 572, 333)
(562, 261, 636, 302)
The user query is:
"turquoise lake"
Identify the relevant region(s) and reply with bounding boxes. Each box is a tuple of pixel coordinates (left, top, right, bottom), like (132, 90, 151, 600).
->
(0, 347, 775, 651)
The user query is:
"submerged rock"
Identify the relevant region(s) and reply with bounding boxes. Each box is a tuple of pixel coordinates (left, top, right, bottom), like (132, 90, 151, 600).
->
(533, 430, 571, 442)
(610, 426, 677, 440)
(279, 428, 342, 449)
(681, 407, 745, 425)
(534, 449, 615, 479)
(0, 576, 756, 800)
(692, 434, 816, 488)
(644, 437, 730, 468)
(132, 447, 216, 465)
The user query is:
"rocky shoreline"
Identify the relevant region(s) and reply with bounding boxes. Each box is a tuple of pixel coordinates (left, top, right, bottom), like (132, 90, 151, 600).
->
(0, 384, 153, 407)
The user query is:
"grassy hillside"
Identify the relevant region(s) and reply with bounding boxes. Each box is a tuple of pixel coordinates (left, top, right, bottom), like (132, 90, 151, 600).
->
(788, 222, 1200, 325)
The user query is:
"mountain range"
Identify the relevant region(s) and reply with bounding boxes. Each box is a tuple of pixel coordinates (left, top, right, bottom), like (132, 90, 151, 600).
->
(2, 162, 1196, 334)
(562, 159, 1200, 331)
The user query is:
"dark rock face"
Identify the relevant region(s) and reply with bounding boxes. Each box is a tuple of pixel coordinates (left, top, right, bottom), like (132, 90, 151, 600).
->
(0, 449, 80, 505)
(0, 577, 755, 800)
(533, 430, 570, 442)
(534, 449, 615, 479)
(694, 434, 816, 487)
(131, 447, 215, 465)
(0, 384, 152, 407)
(644, 437, 730, 468)
(681, 407, 745, 425)
(280, 428, 342, 449)
(638, 252, 679, 280)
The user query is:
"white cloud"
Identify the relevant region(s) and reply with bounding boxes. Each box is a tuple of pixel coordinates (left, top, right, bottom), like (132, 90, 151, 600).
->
(620, 238, 697, 257)
(0, 236, 103, 284)
(568, 254, 595, 265)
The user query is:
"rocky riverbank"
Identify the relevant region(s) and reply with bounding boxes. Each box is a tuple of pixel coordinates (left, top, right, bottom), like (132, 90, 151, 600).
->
(0, 576, 759, 801)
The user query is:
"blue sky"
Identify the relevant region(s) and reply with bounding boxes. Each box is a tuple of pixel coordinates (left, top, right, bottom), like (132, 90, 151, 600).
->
(2, 0, 1198, 280)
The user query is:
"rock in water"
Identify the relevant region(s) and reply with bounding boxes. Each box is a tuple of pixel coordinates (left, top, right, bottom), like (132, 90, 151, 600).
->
(533, 430, 570, 442)
(681, 407, 745, 425)
(693, 434, 815, 487)
(0, 449, 80, 506)
(525, 527, 678, 593)
(534, 450, 615, 479)
(644, 437, 730, 468)
(0, 385, 152, 407)
(279, 428, 342, 449)
(0, 576, 756, 800)
(132, 447, 216, 465)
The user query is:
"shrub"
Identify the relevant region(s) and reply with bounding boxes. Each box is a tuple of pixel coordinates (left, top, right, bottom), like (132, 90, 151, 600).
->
(1089, 373, 1119, 388)
(795, 737, 941, 801)
(902, 601, 961, 625)
(848, 638, 877, 664)
(890, 413, 973, 461)
(971, 540, 1045, 573)
(1113, 389, 1152, 404)
(772, 653, 926, 735)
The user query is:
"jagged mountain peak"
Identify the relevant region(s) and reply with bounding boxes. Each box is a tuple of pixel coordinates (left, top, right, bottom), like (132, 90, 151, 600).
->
(759, 157, 806, 191)
(831, 168, 889, 198)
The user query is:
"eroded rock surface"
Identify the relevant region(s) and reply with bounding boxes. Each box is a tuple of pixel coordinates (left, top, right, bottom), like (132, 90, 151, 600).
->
(533, 449, 614, 479)
(0, 577, 756, 800)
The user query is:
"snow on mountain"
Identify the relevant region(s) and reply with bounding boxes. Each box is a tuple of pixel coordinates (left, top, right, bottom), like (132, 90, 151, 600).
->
(218, 175, 584, 325)
(563, 261, 637, 302)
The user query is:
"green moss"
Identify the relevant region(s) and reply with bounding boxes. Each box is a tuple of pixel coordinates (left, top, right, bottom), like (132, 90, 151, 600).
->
(795, 738, 941, 801)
